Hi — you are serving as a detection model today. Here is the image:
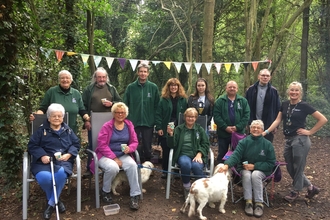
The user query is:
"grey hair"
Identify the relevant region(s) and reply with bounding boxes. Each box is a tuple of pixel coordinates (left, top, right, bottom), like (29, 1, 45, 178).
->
(287, 81, 303, 100)
(137, 63, 150, 72)
(46, 103, 65, 119)
(184, 107, 198, 118)
(90, 67, 110, 85)
(111, 102, 129, 116)
(250, 120, 264, 130)
(58, 70, 73, 81)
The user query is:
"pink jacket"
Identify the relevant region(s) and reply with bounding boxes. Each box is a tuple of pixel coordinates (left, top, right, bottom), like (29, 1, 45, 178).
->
(89, 118, 138, 174)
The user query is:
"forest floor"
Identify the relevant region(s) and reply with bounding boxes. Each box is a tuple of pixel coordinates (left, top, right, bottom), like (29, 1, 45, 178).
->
(1, 129, 330, 220)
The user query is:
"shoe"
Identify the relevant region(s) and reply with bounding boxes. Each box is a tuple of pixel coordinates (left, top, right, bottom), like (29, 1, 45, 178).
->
(101, 190, 112, 203)
(161, 173, 167, 179)
(83, 170, 92, 177)
(58, 200, 66, 213)
(244, 203, 253, 216)
(306, 185, 320, 199)
(183, 187, 190, 200)
(174, 170, 181, 179)
(43, 205, 54, 220)
(254, 204, 264, 218)
(130, 196, 139, 210)
(284, 191, 299, 202)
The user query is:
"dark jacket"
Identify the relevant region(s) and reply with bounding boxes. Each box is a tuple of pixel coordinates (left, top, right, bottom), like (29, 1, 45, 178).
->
(155, 96, 187, 135)
(123, 79, 160, 128)
(224, 134, 276, 176)
(213, 94, 250, 138)
(82, 82, 122, 113)
(28, 120, 80, 176)
(167, 123, 210, 166)
(245, 81, 280, 128)
(187, 95, 213, 126)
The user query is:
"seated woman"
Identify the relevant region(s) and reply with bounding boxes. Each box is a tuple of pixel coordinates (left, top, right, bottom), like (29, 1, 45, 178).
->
(28, 103, 80, 220)
(167, 107, 210, 199)
(89, 102, 141, 210)
(218, 120, 276, 218)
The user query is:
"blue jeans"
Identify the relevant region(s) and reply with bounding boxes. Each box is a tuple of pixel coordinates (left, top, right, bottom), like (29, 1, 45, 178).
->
(35, 167, 68, 206)
(177, 155, 205, 184)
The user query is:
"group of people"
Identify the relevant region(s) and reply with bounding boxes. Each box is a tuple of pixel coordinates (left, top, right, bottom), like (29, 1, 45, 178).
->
(28, 65, 327, 219)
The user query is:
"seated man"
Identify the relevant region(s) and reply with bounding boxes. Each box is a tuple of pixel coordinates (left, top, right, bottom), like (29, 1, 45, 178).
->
(218, 120, 275, 218)
(167, 108, 210, 199)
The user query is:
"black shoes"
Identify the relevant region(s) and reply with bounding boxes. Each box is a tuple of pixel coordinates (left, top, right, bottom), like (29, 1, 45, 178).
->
(130, 196, 139, 210)
(58, 200, 66, 213)
(43, 205, 54, 220)
(101, 189, 113, 203)
(306, 185, 320, 199)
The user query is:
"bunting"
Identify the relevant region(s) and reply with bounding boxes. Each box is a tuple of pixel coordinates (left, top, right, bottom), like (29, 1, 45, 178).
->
(40, 47, 272, 75)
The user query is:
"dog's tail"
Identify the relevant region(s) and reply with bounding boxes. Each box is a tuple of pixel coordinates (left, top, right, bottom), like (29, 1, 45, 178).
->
(187, 192, 196, 217)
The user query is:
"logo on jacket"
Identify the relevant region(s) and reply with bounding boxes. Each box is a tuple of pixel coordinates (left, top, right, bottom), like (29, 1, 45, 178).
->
(259, 150, 265, 156)
(72, 98, 76, 103)
(147, 93, 151, 98)
(196, 132, 200, 139)
(237, 102, 242, 109)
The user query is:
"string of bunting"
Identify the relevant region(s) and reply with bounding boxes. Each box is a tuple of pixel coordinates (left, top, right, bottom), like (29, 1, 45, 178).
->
(40, 47, 272, 74)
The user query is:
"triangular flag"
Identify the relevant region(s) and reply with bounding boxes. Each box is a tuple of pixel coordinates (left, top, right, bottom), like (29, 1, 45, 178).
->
(194, 63, 203, 74)
(214, 63, 222, 74)
(152, 61, 161, 66)
(233, 62, 241, 73)
(140, 60, 149, 65)
(173, 62, 182, 73)
(80, 54, 89, 66)
(105, 57, 115, 69)
(252, 62, 259, 71)
(184, 62, 192, 72)
(204, 63, 213, 74)
(67, 51, 77, 56)
(163, 61, 171, 70)
(117, 58, 126, 69)
(55, 50, 64, 62)
(224, 63, 232, 73)
(93, 56, 102, 67)
(40, 47, 52, 58)
(129, 59, 139, 71)
(243, 62, 249, 70)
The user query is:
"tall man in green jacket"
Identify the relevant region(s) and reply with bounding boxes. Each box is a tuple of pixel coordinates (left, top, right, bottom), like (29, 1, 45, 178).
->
(214, 80, 250, 163)
(82, 67, 122, 176)
(123, 63, 160, 162)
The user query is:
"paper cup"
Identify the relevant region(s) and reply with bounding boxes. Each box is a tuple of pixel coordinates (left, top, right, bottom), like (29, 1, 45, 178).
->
(54, 152, 61, 159)
(242, 161, 248, 165)
(168, 122, 175, 129)
(121, 144, 127, 152)
(101, 98, 107, 103)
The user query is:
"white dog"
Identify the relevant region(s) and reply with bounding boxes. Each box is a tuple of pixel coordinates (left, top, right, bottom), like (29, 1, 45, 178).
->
(111, 161, 154, 195)
(180, 163, 231, 220)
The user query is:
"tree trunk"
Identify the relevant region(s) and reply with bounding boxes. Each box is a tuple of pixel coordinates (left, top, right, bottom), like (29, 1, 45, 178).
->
(87, 10, 95, 74)
(300, 6, 309, 100)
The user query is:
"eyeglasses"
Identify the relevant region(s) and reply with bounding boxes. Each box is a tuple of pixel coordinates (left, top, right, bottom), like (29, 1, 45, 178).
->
(114, 112, 126, 115)
(260, 74, 270, 77)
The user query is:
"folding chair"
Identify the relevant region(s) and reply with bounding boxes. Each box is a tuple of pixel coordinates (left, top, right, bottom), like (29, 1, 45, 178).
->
(22, 113, 81, 220)
(165, 113, 214, 199)
(86, 111, 142, 209)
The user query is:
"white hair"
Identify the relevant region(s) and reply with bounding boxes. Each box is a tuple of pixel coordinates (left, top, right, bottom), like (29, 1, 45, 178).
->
(46, 103, 65, 119)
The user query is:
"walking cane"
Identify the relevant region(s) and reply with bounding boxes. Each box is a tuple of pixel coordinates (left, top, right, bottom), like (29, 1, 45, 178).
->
(50, 157, 60, 220)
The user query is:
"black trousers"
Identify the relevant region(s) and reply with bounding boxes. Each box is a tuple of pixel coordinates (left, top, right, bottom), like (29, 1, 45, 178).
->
(134, 126, 153, 162)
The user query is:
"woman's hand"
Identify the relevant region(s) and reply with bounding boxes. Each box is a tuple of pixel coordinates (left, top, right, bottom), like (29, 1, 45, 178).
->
(243, 163, 254, 171)
(192, 152, 203, 163)
(57, 153, 72, 161)
(218, 164, 229, 173)
(113, 158, 122, 168)
(158, 130, 164, 136)
(123, 146, 130, 154)
(167, 125, 174, 136)
(41, 155, 50, 164)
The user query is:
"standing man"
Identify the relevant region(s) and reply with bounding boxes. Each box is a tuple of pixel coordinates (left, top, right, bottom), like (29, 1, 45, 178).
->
(124, 63, 160, 162)
(245, 69, 280, 142)
(214, 80, 250, 163)
(82, 67, 122, 176)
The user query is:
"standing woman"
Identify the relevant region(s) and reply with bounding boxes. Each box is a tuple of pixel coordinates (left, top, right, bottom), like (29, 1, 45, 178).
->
(188, 78, 215, 127)
(264, 81, 327, 202)
(155, 78, 187, 179)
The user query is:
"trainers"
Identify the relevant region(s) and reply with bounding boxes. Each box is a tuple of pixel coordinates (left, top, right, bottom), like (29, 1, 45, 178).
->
(284, 191, 299, 202)
(244, 203, 253, 216)
(183, 187, 190, 200)
(306, 185, 320, 199)
(130, 196, 139, 210)
(101, 190, 112, 203)
(254, 204, 264, 218)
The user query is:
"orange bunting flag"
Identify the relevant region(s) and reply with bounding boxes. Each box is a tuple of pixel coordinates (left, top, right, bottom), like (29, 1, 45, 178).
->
(55, 50, 65, 62)
(252, 62, 259, 71)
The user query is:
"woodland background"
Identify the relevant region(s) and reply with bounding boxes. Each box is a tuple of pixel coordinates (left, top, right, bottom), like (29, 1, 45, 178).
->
(1, 0, 330, 199)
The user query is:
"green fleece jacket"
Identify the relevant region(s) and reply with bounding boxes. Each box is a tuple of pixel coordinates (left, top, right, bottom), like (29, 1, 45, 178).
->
(82, 83, 122, 113)
(224, 135, 275, 176)
(213, 94, 250, 138)
(167, 123, 210, 166)
(155, 96, 187, 135)
(123, 79, 160, 128)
